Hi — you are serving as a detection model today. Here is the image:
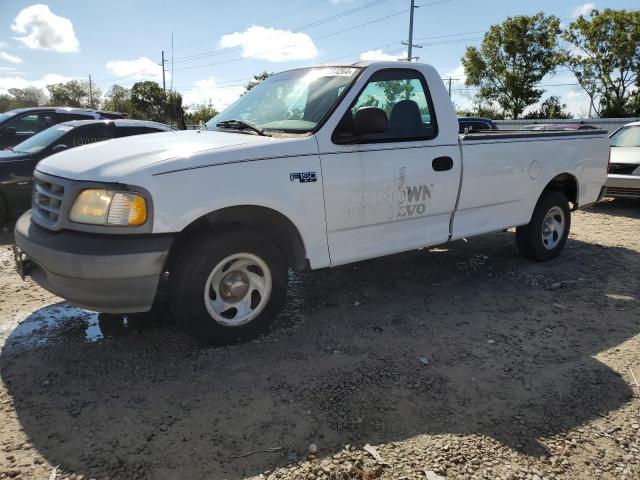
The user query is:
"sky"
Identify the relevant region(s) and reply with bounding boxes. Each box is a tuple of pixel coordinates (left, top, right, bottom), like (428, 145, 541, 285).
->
(0, 0, 637, 116)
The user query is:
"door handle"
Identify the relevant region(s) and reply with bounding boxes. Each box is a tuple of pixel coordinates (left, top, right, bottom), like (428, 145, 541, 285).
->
(432, 156, 454, 172)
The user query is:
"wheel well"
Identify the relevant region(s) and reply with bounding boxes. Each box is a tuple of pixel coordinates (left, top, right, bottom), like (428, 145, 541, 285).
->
(169, 206, 309, 272)
(546, 173, 578, 207)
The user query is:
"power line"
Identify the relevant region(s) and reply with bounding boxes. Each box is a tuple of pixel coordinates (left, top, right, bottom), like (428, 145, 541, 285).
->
(172, 8, 412, 71)
(173, 0, 328, 51)
(93, 36, 483, 92)
(171, 0, 393, 64)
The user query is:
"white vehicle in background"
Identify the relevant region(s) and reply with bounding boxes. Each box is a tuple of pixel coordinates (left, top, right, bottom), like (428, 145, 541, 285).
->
(605, 121, 640, 199)
(14, 61, 611, 344)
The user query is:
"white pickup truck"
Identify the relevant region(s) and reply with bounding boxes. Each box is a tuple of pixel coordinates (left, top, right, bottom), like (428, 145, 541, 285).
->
(14, 61, 610, 344)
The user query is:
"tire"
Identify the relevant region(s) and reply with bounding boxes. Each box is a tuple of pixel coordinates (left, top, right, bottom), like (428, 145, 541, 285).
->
(516, 190, 571, 262)
(167, 230, 288, 345)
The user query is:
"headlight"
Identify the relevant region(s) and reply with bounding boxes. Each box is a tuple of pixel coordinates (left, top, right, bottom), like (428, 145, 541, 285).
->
(69, 189, 147, 226)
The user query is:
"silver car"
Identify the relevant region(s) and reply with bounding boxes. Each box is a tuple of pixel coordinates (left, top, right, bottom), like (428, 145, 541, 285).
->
(605, 121, 640, 199)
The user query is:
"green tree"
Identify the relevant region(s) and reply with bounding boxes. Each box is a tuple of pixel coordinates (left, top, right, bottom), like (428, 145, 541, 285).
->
(130, 81, 167, 121)
(129, 82, 186, 128)
(47, 80, 99, 108)
(0, 94, 13, 112)
(7, 87, 47, 107)
(458, 90, 506, 119)
(165, 91, 187, 130)
(524, 96, 572, 119)
(243, 72, 271, 94)
(379, 80, 415, 113)
(562, 8, 640, 118)
(462, 13, 561, 119)
(102, 84, 133, 114)
(184, 103, 219, 125)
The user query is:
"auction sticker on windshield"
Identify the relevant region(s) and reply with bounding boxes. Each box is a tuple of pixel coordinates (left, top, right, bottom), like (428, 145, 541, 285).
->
(316, 67, 358, 77)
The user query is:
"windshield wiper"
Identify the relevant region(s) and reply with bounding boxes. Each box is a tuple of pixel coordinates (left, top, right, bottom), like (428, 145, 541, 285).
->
(216, 119, 270, 136)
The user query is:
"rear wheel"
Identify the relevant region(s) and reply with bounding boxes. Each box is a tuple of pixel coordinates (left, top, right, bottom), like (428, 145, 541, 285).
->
(516, 190, 571, 261)
(167, 230, 288, 345)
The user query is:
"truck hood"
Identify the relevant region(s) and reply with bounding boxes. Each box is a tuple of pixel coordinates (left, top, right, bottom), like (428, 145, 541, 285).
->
(36, 130, 292, 181)
(610, 146, 639, 164)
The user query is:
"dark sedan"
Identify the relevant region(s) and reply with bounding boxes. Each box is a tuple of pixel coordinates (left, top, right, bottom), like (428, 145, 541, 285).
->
(458, 117, 498, 134)
(0, 107, 126, 149)
(0, 119, 172, 224)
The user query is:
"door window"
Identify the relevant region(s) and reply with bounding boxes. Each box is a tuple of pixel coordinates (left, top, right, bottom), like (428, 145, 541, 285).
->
(337, 69, 437, 143)
(65, 124, 113, 148)
(7, 113, 55, 134)
(57, 112, 96, 122)
(116, 126, 164, 137)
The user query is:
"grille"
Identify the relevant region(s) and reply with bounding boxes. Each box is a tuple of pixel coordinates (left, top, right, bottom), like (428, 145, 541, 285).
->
(605, 187, 640, 198)
(608, 163, 639, 175)
(32, 177, 65, 226)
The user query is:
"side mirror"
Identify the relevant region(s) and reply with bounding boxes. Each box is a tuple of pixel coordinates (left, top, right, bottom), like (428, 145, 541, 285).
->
(353, 107, 388, 136)
(1, 126, 16, 137)
(52, 144, 68, 153)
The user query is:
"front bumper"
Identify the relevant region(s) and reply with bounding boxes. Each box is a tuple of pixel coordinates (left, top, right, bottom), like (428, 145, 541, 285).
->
(605, 174, 640, 199)
(14, 211, 173, 313)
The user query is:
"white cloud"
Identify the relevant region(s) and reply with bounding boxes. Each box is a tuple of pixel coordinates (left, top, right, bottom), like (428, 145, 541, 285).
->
(0, 41, 7, 49)
(572, 3, 596, 18)
(561, 89, 592, 117)
(182, 78, 245, 112)
(445, 63, 466, 83)
(359, 49, 406, 62)
(0, 73, 76, 95)
(105, 57, 165, 81)
(220, 26, 318, 62)
(11, 4, 79, 52)
(0, 52, 22, 64)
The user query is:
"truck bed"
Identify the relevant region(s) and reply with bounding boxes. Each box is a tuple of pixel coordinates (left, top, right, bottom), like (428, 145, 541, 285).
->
(461, 129, 608, 141)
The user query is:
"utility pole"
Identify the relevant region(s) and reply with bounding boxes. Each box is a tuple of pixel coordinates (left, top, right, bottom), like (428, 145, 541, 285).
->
(443, 78, 459, 97)
(161, 50, 166, 93)
(88, 74, 94, 107)
(402, 0, 422, 61)
(407, 0, 415, 61)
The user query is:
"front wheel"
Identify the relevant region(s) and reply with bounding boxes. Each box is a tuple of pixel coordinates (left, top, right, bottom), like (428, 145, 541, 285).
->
(516, 190, 571, 262)
(167, 230, 288, 345)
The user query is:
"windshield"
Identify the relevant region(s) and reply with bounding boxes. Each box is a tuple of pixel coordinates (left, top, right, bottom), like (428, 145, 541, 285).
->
(610, 125, 640, 147)
(206, 66, 361, 134)
(13, 124, 74, 154)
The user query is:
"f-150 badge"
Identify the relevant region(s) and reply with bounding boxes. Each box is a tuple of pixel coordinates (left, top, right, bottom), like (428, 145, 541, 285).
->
(290, 172, 317, 183)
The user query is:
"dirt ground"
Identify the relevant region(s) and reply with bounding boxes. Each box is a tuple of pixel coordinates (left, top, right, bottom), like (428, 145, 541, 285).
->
(0, 199, 639, 480)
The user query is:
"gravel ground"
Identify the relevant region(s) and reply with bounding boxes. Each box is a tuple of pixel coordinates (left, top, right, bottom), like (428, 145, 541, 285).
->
(0, 199, 639, 480)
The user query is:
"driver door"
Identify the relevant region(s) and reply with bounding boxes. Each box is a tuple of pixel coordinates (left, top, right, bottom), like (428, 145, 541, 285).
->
(317, 68, 461, 266)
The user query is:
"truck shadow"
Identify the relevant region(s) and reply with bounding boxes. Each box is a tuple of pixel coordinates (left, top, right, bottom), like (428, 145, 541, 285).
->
(1, 231, 639, 479)
(590, 198, 640, 219)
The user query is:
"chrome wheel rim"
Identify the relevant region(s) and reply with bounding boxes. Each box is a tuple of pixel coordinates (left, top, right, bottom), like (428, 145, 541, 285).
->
(204, 253, 272, 327)
(541, 206, 565, 250)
